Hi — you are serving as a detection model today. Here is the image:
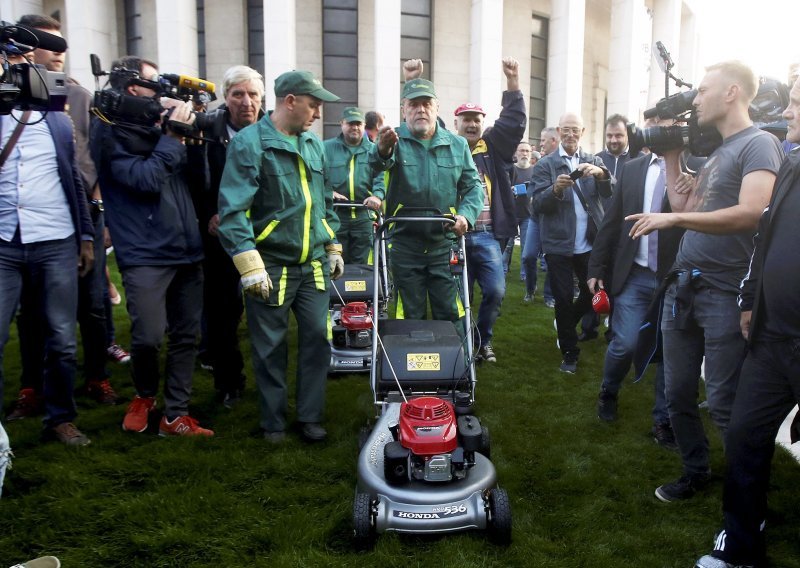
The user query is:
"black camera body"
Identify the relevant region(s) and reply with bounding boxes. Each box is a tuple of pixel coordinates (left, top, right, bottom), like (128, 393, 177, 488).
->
(0, 62, 67, 114)
(627, 113, 722, 158)
(93, 88, 163, 126)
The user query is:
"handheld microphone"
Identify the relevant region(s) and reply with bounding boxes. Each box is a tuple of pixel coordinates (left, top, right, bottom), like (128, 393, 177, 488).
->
(0, 22, 68, 53)
(160, 74, 216, 95)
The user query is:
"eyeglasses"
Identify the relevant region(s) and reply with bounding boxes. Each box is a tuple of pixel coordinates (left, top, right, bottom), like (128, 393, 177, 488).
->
(560, 127, 582, 135)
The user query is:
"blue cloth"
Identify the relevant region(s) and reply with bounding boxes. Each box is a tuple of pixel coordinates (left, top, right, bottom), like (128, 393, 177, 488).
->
(600, 265, 668, 424)
(0, 236, 79, 427)
(465, 229, 506, 347)
(520, 216, 553, 301)
(0, 112, 74, 243)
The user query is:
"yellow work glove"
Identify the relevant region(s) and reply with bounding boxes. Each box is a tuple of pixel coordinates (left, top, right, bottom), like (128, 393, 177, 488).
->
(326, 243, 344, 280)
(232, 250, 272, 299)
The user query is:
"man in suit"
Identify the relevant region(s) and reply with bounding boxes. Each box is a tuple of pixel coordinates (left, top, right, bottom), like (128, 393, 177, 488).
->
(587, 118, 693, 447)
(531, 112, 612, 374)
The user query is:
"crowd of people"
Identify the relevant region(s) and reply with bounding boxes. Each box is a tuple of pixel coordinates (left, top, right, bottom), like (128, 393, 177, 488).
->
(1, 11, 799, 568)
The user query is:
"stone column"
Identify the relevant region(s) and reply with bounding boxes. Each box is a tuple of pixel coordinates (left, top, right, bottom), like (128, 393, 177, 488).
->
(373, 0, 400, 126)
(469, 0, 503, 122)
(263, 0, 296, 110)
(547, 0, 585, 121)
(154, 0, 198, 76)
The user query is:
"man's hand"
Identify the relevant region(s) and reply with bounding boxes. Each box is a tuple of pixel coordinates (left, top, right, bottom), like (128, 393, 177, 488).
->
(625, 212, 678, 239)
(164, 100, 196, 140)
(78, 241, 94, 277)
(553, 174, 574, 198)
(740, 310, 752, 340)
(232, 250, 272, 300)
(502, 57, 520, 91)
(403, 59, 424, 81)
(207, 214, 220, 237)
(674, 171, 695, 195)
(326, 243, 344, 280)
(333, 191, 348, 201)
(103, 226, 112, 248)
(452, 215, 468, 237)
(376, 125, 398, 158)
(587, 278, 604, 293)
(364, 196, 382, 211)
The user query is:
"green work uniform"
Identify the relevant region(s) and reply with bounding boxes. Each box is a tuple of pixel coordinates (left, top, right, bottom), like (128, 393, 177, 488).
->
(323, 134, 385, 264)
(369, 122, 483, 322)
(217, 112, 338, 433)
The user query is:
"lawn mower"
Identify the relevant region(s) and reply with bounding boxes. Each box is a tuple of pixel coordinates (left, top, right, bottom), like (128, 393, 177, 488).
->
(329, 203, 390, 373)
(352, 211, 512, 547)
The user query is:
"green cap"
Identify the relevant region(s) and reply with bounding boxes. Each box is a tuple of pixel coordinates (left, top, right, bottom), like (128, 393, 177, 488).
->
(274, 70, 340, 102)
(341, 107, 365, 123)
(402, 78, 437, 100)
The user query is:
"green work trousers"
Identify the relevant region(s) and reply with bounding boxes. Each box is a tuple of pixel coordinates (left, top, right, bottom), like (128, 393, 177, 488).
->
(390, 241, 462, 322)
(336, 215, 373, 265)
(244, 260, 330, 433)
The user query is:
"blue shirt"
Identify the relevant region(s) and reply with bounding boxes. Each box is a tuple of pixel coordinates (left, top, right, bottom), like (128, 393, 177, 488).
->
(0, 111, 74, 243)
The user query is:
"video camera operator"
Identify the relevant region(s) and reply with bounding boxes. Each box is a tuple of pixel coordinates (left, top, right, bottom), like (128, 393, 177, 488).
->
(626, 61, 783, 503)
(91, 55, 213, 437)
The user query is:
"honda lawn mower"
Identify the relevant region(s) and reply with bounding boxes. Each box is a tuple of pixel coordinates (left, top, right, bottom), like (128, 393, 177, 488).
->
(352, 210, 511, 547)
(329, 203, 390, 373)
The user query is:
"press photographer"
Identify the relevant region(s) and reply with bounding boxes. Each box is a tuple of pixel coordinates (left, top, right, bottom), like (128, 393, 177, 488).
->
(90, 55, 212, 438)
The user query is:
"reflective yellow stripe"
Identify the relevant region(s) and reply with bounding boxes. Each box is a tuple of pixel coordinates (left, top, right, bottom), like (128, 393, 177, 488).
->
(326, 310, 333, 341)
(456, 293, 465, 318)
(245, 209, 251, 219)
(277, 267, 288, 306)
(348, 155, 356, 219)
(311, 260, 326, 291)
(255, 219, 280, 244)
(389, 203, 403, 231)
(367, 246, 373, 266)
(383, 171, 390, 215)
(297, 156, 312, 263)
(484, 175, 492, 204)
(396, 294, 405, 319)
(321, 219, 335, 239)
(449, 206, 457, 216)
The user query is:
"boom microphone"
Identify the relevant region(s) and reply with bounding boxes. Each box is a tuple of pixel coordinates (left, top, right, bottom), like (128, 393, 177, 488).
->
(0, 22, 68, 53)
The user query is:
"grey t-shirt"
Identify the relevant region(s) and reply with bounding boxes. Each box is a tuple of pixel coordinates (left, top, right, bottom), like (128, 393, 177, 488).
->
(674, 126, 783, 293)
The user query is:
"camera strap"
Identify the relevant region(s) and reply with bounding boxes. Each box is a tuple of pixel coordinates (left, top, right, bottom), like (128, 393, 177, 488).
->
(572, 179, 591, 214)
(0, 111, 32, 170)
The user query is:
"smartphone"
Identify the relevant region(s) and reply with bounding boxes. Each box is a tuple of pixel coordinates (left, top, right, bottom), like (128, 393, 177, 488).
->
(568, 169, 583, 181)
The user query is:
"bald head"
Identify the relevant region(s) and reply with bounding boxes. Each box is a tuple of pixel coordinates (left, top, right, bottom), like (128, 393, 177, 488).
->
(557, 112, 585, 155)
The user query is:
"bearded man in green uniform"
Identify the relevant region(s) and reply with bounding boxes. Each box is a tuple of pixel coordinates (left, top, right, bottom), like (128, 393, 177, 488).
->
(365, 79, 483, 322)
(218, 71, 343, 443)
(324, 107, 385, 264)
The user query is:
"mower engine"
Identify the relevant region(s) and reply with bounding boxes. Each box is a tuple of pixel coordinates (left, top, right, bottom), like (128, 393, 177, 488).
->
(384, 397, 485, 485)
(338, 302, 373, 349)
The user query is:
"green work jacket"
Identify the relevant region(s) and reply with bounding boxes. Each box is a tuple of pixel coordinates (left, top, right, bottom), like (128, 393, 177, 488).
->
(218, 112, 338, 266)
(369, 122, 483, 248)
(323, 134, 385, 223)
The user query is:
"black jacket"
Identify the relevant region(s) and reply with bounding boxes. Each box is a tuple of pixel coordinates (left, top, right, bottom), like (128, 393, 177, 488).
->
(471, 90, 527, 240)
(588, 153, 684, 295)
(531, 148, 612, 255)
(739, 149, 800, 343)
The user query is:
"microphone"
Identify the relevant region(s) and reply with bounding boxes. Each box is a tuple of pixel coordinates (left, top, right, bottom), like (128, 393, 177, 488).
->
(160, 74, 216, 95)
(0, 21, 68, 53)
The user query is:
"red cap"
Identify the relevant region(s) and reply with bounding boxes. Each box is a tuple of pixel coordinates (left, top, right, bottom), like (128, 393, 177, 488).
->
(592, 290, 611, 314)
(454, 103, 486, 116)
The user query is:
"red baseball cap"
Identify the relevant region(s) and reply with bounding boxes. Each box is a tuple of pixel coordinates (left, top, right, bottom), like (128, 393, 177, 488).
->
(454, 103, 486, 116)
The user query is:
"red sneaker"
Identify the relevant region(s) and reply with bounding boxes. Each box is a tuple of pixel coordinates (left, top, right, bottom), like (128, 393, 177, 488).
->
(122, 396, 156, 433)
(107, 344, 131, 364)
(84, 379, 121, 405)
(158, 415, 214, 437)
(6, 388, 44, 421)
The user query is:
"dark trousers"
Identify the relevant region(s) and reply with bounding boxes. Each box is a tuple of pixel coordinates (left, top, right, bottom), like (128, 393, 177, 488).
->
(121, 263, 203, 418)
(17, 212, 109, 391)
(202, 234, 245, 395)
(0, 236, 79, 427)
(712, 339, 800, 565)
(546, 251, 592, 356)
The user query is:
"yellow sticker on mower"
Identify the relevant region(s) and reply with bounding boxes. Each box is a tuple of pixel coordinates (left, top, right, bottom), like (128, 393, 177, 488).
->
(345, 280, 367, 292)
(406, 353, 440, 371)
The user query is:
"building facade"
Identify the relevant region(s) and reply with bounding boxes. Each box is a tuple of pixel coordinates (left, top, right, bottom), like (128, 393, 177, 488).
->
(0, 0, 699, 151)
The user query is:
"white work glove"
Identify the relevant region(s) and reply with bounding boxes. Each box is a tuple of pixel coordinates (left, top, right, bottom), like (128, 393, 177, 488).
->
(232, 250, 272, 299)
(326, 243, 344, 280)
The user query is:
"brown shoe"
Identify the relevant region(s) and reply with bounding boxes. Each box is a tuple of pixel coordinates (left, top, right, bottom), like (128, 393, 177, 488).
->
(84, 379, 121, 405)
(7, 388, 44, 421)
(47, 422, 91, 446)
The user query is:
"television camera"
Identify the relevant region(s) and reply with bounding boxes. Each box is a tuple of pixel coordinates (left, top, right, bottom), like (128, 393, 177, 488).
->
(90, 53, 216, 132)
(0, 21, 68, 114)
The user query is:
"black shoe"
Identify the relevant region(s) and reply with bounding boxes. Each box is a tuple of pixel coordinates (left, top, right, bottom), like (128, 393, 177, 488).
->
(597, 388, 618, 421)
(559, 353, 578, 374)
(652, 422, 678, 451)
(222, 389, 244, 410)
(301, 422, 327, 442)
(577, 330, 599, 342)
(655, 472, 711, 502)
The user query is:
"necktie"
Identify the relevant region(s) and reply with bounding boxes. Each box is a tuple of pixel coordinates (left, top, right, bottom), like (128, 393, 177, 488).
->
(648, 159, 665, 273)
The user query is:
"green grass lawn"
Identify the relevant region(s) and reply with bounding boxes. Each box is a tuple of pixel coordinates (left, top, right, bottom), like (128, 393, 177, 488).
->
(1, 254, 799, 567)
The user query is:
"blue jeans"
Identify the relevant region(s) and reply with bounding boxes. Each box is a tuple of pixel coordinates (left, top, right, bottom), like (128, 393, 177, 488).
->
(501, 218, 529, 277)
(600, 265, 668, 424)
(661, 282, 746, 475)
(0, 237, 79, 427)
(520, 217, 553, 300)
(465, 228, 506, 348)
